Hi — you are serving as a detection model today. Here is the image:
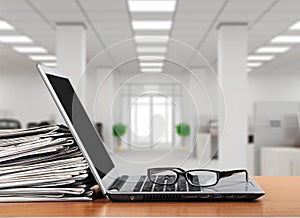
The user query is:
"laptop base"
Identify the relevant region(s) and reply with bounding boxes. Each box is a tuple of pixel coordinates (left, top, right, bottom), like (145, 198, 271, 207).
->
(108, 193, 264, 201)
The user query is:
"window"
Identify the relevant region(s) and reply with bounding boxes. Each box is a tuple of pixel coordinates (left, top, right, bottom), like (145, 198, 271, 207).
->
(121, 84, 181, 149)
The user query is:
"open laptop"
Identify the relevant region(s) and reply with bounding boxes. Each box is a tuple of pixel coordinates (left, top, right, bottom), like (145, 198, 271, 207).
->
(37, 64, 265, 201)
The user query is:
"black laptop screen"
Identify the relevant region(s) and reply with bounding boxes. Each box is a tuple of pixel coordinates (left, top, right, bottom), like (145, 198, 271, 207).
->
(46, 73, 115, 178)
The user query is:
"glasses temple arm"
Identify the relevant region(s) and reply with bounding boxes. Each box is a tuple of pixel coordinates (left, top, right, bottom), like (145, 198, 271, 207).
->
(219, 169, 249, 182)
(173, 167, 186, 172)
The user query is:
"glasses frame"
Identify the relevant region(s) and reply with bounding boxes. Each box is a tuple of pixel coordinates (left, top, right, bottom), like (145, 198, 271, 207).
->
(147, 167, 249, 187)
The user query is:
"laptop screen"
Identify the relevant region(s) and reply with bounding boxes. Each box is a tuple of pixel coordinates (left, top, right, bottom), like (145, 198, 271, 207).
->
(46, 73, 115, 178)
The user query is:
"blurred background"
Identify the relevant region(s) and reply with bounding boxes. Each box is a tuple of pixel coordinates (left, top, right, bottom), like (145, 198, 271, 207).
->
(0, 0, 300, 176)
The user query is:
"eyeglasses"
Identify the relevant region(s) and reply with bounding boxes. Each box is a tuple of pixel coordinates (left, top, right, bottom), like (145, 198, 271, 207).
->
(147, 167, 249, 187)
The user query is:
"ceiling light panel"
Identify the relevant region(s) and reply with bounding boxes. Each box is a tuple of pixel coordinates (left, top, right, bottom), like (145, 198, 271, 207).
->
(289, 20, 300, 30)
(256, 46, 291, 53)
(13, 46, 47, 53)
(271, 35, 300, 43)
(138, 55, 166, 61)
(0, 35, 33, 43)
(42, 62, 57, 67)
(140, 62, 164, 67)
(29, 55, 56, 61)
(247, 55, 274, 61)
(141, 68, 163, 72)
(0, 20, 15, 30)
(135, 35, 169, 43)
(247, 62, 262, 67)
(132, 21, 172, 30)
(128, 0, 176, 12)
(246, 68, 253, 73)
(137, 46, 167, 53)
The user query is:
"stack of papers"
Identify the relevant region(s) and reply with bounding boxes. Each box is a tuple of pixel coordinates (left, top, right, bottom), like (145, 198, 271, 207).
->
(0, 125, 98, 202)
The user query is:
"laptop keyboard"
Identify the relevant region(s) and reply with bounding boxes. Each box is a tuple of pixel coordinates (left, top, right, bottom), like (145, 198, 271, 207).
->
(133, 176, 146, 192)
(109, 175, 129, 191)
(109, 175, 201, 192)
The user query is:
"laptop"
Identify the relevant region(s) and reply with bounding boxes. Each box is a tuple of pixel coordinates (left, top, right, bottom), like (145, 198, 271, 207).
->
(37, 64, 265, 201)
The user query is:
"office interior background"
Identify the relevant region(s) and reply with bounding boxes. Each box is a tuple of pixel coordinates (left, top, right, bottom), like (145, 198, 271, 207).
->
(0, 0, 300, 176)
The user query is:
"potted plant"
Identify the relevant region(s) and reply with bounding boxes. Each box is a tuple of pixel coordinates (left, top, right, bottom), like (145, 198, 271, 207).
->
(176, 123, 190, 151)
(113, 123, 126, 152)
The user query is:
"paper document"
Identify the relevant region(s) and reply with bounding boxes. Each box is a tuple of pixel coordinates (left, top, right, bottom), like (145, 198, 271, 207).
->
(0, 124, 98, 201)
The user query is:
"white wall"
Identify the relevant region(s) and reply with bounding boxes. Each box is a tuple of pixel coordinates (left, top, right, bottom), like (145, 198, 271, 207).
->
(249, 70, 300, 117)
(189, 68, 219, 118)
(85, 67, 115, 150)
(0, 70, 61, 128)
(1, 62, 299, 142)
(249, 70, 300, 175)
(57, 24, 86, 104)
(112, 70, 194, 148)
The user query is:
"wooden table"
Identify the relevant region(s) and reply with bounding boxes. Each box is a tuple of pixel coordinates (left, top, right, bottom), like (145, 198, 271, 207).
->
(0, 176, 299, 216)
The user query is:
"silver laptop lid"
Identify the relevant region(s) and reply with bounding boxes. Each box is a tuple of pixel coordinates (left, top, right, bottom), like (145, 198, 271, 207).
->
(36, 64, 119, 195)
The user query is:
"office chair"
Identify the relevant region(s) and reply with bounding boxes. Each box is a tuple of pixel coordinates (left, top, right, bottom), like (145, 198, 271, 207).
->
(96, 122, 104, 141)
(27, 121, 51, 128)
(0, 119, 21, 129)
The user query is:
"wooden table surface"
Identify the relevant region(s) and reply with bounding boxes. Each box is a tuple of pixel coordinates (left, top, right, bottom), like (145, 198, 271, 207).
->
(0, 176, 299, 217)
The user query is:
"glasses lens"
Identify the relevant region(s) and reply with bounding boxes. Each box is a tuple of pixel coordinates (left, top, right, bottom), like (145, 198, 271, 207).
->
(148, 169, 177, 185)
(187, 171, 217, 186)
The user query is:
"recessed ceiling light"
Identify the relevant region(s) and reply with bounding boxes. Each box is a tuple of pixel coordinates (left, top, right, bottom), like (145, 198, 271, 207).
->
(271, 35, 300, 43)
(256, 46, 291, 53)
(13, 46, 47, 53)
(0, 20, 15, 30)
(141, 68, 163, 73)
(246, 68, 253, 73)
(42, 62, 57, 67)
(29, 55, 56, 61)
(138, 55, 165, 60)
(247, 55, 274, 61)
(140, 62, 164, 67)
(137, 46, 167, 53)
(128, 0, 176, 12)
(247, 62, 262, 67)
(132, 21, 172, 30)
(0, 35, 33, 43)
(289, 20, 300, 30)
(135, 35, 169, 43)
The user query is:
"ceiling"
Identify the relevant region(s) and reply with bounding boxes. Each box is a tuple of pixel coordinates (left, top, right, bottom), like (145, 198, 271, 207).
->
(0, 0, 300, 75)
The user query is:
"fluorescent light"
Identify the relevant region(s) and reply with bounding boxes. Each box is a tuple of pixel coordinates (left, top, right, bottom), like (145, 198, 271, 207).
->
(135, 35, 169, 43)
(0, 20, 15, 30)
(29, 55, 56, 61)
(42, 62, 57, 67)
(247, 55, 274, 61)
(140, 62, 164, 67)
(289, 20, 300, 30)
(13, 46, 47, 53)
(271, 35, 300, 43)
(138, 55, 165, 60)
(128, 0, 176, 12)
(247, 62, 262, 67)
(256, 46, 291, 53)
(132, 21, 172, 30)
(246, 68, 253, 73)
(0, 35, 33, 43)
(137, 46, 167, 53)
(141, 68, 163, 73)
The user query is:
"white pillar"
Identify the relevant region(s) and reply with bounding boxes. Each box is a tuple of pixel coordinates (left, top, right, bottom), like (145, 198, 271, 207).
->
(217, 23, 248, 169)
(85, 67, 97, 118)
(56, 23, 86, 103)
(93, 68, 114, 150)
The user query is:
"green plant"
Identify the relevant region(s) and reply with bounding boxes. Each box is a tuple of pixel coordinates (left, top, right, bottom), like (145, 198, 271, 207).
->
(176, 123, 190, 137)
(113, 123, 126, 138)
